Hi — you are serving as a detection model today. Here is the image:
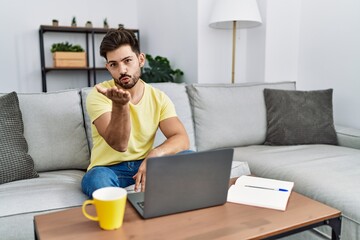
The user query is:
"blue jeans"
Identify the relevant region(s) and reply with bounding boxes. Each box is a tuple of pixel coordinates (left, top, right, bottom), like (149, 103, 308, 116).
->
(81, 160, 143, 198)
(81, 150, 194, 198)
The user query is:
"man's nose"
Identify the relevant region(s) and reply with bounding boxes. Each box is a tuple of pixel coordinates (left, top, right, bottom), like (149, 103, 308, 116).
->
(118, 63, 127, 74)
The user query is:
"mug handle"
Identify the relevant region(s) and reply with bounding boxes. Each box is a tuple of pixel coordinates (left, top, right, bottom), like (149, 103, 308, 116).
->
(82, 200, 98, 221)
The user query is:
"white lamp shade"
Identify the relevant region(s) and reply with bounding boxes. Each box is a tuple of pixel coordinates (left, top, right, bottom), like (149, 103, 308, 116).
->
(209, 0, 262, 29)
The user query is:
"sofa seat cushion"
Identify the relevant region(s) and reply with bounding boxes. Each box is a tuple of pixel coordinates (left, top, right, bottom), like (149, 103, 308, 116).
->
(234, 144, 360, 239)
(0, 170, 87, 217)
(186, 82, 296, 151)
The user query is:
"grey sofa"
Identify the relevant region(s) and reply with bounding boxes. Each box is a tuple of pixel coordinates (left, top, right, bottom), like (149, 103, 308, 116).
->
(0, 81, 359, 240)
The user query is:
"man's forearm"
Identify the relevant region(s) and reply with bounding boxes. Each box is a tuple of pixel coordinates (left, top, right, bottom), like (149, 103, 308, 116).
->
(94, 85, 132, 152)
(150, 133, 190, 158)
(104, 104, 131, 152)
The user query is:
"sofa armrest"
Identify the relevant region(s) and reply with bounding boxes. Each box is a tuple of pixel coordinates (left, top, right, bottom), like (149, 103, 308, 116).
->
(335, 125, 360, 150)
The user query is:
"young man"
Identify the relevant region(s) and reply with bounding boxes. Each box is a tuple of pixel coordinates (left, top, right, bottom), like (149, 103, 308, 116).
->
(81, 28, 190, 198)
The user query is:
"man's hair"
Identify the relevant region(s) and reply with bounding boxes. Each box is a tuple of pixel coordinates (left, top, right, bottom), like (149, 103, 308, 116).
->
(100, 28, 140, 60)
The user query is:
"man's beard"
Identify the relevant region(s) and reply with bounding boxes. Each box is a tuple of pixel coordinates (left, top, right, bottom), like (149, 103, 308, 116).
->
(113, 70, 141, 89)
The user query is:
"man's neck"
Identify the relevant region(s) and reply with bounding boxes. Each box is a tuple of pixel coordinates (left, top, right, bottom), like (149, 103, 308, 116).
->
(128, 80, 144, 105)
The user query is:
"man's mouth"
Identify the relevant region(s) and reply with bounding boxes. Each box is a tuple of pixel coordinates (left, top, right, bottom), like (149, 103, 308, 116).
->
(120, 76, 130, 83)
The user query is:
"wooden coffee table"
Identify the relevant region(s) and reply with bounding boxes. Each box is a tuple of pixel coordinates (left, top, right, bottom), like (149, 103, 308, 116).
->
(34, 189, 341, 240)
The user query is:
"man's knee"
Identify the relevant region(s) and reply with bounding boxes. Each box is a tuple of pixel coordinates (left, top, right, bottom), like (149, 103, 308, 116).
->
(81, 167, 119, 198)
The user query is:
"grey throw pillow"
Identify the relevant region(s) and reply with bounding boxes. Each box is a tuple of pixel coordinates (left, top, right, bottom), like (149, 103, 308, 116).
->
(0, 92, 38, 184)
(263, 88, 338, 146)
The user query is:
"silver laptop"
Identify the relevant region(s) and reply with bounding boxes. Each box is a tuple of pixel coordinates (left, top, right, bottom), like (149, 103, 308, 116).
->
(127, 148, 234, 219)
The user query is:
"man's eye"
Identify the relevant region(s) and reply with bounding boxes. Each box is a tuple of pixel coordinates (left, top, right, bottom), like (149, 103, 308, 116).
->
(125, 59, 132, 63)
(110, 63, 117, 67)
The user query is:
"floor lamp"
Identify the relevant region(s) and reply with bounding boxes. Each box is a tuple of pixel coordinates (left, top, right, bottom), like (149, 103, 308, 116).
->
(209, 0, 262, 84)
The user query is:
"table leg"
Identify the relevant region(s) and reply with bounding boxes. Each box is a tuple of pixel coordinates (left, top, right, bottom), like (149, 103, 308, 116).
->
(263, 216, 342, 240)
(327, 216, 342, 240)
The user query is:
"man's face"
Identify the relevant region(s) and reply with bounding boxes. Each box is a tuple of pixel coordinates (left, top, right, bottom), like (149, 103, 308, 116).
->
(105, 45, 145, 89)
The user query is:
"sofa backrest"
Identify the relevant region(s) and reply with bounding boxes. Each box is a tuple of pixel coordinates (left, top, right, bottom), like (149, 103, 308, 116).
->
(81, 83, 196, 151)
(16, 90, 90, 172)
(80, 87, 93, 150)
(149, 83, 196, 151)
(186, 81, 296, 151)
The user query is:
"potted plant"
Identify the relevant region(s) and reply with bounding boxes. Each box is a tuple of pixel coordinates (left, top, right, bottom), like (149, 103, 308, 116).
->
(141, 54, 184, 83)
(51, 42, 86, 67)
(52, 19, 59, 27)
(85, 21, 92, 28)
(103, 18, 109, 28)
(71, 17, 77, 27)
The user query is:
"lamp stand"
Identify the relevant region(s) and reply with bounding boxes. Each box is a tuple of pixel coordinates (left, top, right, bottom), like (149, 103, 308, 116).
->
(231, 21, 236, 84)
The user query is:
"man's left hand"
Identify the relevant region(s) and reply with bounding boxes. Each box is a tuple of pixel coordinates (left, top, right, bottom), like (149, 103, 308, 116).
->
(133, 149, 163, 192)
(133, 159, 147, 192)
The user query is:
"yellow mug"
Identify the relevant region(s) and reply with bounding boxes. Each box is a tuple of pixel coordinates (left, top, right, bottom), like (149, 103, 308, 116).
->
(82, 187, 127, 230)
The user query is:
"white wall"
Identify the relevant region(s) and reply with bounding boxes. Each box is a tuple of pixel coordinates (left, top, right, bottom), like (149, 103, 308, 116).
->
(262, 0, 360, 128)
(297, 0, 360, 128)
(0, 0, 138, 93)
(137, 0, 197, 84)
(264, 0, 301, 83)
(198, 0, 232, 83)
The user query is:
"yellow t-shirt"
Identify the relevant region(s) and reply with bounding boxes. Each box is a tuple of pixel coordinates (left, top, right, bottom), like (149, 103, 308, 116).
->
(86, 79, 177, 170)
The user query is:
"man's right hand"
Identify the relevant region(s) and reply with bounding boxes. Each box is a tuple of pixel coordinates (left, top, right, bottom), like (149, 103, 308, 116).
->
(93, 84, 131, 152)
(96, 84, 131, 105)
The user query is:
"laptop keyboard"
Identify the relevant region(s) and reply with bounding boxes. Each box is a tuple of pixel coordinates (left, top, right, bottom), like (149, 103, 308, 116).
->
(137, 201, 145, 210)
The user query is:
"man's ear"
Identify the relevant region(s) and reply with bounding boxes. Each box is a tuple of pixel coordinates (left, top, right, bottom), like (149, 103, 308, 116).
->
(105, 62, 111, 71)
(139, 53, 145, 67)
(104, 56, 110, 71)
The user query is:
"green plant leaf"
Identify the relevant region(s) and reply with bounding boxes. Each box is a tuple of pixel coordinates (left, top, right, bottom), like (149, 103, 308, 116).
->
(50, 41, 85, 53)
(141, 54, 183, 83)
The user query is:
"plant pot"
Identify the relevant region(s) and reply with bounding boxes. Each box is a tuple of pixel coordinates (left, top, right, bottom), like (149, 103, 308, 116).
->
(53, 52, 87, 67)
(85, 21, 92, 28)
(52, 20, 59, 27)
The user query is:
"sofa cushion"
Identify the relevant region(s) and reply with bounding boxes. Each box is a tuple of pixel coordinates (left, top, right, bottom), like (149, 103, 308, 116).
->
(186, 82, 296, 151)
(0, 92, 38, 184)
(264, 88, 338, 146)
(335, 125, 360, 150)
(17, 90, 90, 172)
(81, 87, 93, 150)
(150, 83, 196, 150)
(0, 170, 87, 217)
(81, 83, 196, 151)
